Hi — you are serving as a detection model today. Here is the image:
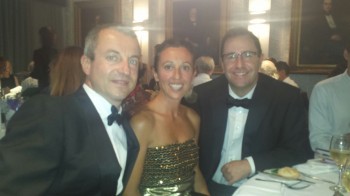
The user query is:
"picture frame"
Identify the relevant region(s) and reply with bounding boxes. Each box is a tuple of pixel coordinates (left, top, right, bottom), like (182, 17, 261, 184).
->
(165, 0, 228, 71)
(74, 0, 121, 46)
(289, 0, 350, 74)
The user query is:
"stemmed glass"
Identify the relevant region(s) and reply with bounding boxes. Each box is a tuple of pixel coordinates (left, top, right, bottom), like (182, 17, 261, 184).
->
(342, 158, 350, 192)
(329, 134, 350, 193)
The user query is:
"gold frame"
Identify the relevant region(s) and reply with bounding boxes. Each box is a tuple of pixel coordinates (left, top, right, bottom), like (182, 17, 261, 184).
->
(165, 0, 229, 72)
(74, 0, 121, 46)
(289, 0, 335, 74)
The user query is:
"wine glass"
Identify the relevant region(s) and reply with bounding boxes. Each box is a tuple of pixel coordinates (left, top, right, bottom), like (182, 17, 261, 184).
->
(329, 134, 350, 192)
(342, 158, 350, 192)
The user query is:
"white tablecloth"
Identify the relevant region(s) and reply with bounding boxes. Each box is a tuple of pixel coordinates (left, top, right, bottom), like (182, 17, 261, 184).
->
(233, 161, 349, 196)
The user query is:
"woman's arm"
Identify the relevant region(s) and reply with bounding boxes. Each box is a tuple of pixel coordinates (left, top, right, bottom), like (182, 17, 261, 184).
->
(194, 165, 210, 195)
(123, 112, 153, 196)
(187, 107, 210, 195)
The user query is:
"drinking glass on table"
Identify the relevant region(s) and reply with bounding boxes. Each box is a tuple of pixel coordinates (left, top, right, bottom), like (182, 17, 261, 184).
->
(329, 134, 350, 193)
(342, 159, 350, 192)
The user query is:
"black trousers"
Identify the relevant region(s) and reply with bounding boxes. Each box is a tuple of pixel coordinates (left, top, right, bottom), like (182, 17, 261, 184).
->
(207, 180, 237, 196)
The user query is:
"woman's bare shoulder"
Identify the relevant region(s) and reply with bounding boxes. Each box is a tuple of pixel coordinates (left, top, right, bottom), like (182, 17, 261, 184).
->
(130, 106, 156, 136)
(181, 105, 199, 123)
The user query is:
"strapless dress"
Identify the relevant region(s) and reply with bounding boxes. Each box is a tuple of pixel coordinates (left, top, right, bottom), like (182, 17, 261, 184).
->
(139, 139, 199, 196)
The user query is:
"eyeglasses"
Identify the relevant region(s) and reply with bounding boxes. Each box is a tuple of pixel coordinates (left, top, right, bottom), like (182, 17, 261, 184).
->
(222, 51, 258, 63)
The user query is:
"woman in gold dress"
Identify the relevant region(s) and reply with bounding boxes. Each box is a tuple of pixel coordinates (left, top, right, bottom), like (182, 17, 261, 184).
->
(123, 39, 209, 195)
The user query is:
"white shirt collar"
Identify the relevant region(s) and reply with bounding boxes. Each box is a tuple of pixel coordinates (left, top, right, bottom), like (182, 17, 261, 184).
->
(82, 84, 122, 119)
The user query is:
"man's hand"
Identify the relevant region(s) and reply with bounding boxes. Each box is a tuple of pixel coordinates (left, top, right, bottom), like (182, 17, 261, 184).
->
(221, 159, 251, 185)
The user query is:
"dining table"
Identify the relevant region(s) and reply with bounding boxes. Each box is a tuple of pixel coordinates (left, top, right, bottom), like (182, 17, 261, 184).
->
(0, 86, 23, 140)
(232, 159, 350, 196)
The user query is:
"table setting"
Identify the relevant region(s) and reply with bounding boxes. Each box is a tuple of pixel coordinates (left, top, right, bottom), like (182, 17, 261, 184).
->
(233, 133, 350, 196)
(0, 86, 23, 140)
(233, 159, 340, 196)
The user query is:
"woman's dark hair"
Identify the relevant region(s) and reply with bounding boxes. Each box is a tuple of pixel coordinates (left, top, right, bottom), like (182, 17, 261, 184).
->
(153, 38, 195, 71)
(0, 56, 8, 74)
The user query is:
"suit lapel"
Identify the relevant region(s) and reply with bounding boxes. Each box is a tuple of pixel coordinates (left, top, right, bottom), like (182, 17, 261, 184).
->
(121, 116, 139, 187)
(74, 88, 119, 195)
(242, 74, 272, 155)
(208, 76, 230, 160)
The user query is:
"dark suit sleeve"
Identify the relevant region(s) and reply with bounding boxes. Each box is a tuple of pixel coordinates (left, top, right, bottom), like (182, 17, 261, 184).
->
(0, 96, 64, 195)
(249, 87, 313, 171)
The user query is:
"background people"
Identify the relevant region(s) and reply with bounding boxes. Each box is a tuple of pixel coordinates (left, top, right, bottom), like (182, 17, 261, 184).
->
(309, 41, 350, 151)
(31, 26, 58, 90)
(259, 59, 278, 79)
(275, 61, 299, 88)
(0, 56, 19, 95)
(186, 28, 313, 195)
(122, 62, 152, 116)
(49, 46, 85, 96)
(192, 56, 215, 87)
(0, 24, 140, 195)
(20, 61, 38, 94)
(123, 39, 209, 195)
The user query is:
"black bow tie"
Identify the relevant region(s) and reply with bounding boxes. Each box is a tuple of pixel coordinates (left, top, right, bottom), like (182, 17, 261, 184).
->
(227, 96, 251, 109)
(107, 106, 123, 126)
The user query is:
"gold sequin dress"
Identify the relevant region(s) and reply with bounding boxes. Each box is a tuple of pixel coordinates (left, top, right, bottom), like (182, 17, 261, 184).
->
(139, 139, 199, 196)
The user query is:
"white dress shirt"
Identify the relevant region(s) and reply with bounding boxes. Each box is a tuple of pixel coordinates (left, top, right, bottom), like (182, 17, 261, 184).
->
(83, 84, 127, 195)
(212, 84, 256, 187)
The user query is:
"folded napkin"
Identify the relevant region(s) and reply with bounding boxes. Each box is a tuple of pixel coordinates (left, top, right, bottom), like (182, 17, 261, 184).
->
(294, 159, 338, 175)
(5, 86, 22, 99)
(10, 86, 22, 94)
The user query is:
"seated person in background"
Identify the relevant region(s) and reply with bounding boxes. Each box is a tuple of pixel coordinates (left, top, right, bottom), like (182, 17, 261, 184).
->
(259, 59, 279, 79)
(21, 61, 38, 93)
(0, 56, 19, 94)
(328, 62, 347, 78)
(123, 39, 209, 195)
(184, 28, 313, 195)
(275, 61, 299, 88)
(122, 63, 152, 116)
(192, 56, 215, 86)
(309, 40, 350, 151)
(49, 46, 85, 96)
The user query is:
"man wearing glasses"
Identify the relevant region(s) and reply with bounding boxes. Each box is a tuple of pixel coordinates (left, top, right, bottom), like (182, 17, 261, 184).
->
(185, 28, 313, 195)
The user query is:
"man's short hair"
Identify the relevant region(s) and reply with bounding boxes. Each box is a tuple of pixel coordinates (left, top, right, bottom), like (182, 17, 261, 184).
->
(84, 23, 138, 61)
(275, 61, 290, 75)
(195, 56, 215, 74)
(220, 28, 262, 58)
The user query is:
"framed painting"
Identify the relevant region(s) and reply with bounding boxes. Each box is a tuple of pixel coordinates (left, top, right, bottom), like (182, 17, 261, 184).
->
(165, 0, 228, 70)
(74, 0, 121, 46)
(290, 0, 350, 74)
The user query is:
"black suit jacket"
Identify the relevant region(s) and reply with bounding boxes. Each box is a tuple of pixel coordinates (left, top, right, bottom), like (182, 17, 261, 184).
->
(0, 88, 139, 196)
(188, 74, 313, 183)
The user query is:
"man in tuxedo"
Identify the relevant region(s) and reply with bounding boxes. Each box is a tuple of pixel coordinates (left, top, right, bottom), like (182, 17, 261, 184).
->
(187, 28, 313, 195)
(0, 24, 140, 195)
